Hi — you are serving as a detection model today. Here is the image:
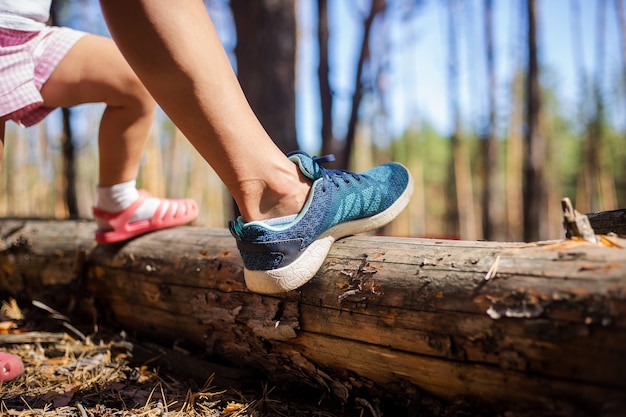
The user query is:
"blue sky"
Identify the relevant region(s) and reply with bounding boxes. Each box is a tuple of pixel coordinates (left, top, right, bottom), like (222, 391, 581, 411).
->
(295, 0, 624, 151)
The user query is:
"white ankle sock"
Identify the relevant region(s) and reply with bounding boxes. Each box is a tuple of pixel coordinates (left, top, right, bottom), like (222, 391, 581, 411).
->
(257, 214, 298, 226)
(96, 180, 140, 213)
(95, 180, 180, 230)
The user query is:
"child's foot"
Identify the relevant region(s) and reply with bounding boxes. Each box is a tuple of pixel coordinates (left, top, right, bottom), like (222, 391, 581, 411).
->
(229, 151, 414, 294)
(93, 189, 199, 244)
(0, 352, 24, 382)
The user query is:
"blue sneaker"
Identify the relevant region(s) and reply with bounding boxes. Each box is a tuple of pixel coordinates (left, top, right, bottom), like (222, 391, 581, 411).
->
(228, 151, 414, 294)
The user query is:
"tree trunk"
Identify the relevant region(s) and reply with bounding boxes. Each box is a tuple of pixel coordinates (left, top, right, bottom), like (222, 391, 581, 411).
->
(571, 0, 593, 214)
(50, 3, 78, 219)
(616, 0, 626, 112)
(447, 0, 477, 240)
(1, 219, 625, 416)
(576, 0, 618, 214)
(317, 0, 334, 157)
(336, 0, 386, 169)
(523, 0, 547, 242)
(593, 0, 618, 211)
(60, 108, 78, 218)
(231, 0, 298, 153)
(506, 71, 524, 242)
(391, 132, 425, 237)
(482, 0, 502, 241)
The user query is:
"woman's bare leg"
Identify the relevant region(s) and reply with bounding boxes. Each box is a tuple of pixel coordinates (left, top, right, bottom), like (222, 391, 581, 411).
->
(99, 0, 311, 222)
(40, 34, 156, 187)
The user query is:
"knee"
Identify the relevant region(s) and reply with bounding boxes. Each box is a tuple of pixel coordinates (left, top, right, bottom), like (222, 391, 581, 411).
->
(124, 75, 156, 117)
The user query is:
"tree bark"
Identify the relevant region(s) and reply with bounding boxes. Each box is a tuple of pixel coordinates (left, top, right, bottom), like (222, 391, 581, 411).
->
(587, 207, 626, 235)
(0, 219, 625, 415)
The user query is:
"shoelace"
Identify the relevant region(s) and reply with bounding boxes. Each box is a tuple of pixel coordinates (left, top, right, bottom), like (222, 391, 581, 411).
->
(310, 154, 361, 192)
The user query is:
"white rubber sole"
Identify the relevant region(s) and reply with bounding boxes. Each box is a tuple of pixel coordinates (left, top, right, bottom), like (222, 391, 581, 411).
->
(243, 172, 414, 294)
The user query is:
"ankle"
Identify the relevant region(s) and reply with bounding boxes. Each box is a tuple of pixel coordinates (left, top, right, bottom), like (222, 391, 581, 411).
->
(95, 180, 139, 212)
(237, 165, 311, 222)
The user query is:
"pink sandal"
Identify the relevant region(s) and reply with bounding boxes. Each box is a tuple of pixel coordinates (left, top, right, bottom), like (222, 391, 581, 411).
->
(93, 190, 199, 244)
(0, 352, 24, 382)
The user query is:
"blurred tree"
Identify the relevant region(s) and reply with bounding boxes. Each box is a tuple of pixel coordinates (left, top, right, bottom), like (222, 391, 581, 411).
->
(317, 0, 333, 157)
(445, 0, 477, 240)
(591, 0, 617, 211)
(570, 0, 593, 214)
(617, 0, 626, 109)
(319, 0, 424, 170)
(317, 0, 387, 168)
(542, 78, 581, 238)
(506, 70, 524, 241)
(231, 0, 298, 153)
(481, 0, 502, 241)
(574, 0, 617, 213)
(339, 0, 386, 169)
(523, 0, 547, 242)
(50, 0, 78, 218)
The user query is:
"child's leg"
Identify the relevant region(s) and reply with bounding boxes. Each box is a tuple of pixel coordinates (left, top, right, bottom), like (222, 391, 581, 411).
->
(40, 34, 155, 186)
(39, 34, 197, 242)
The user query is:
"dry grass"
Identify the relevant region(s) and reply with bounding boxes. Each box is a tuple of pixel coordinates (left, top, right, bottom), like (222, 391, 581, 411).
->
(0, 331, 249, 416)
(0, 299, 348, 417)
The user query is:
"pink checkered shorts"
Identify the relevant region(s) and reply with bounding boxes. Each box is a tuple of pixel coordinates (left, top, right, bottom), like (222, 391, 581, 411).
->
(0, 26, 85, 127)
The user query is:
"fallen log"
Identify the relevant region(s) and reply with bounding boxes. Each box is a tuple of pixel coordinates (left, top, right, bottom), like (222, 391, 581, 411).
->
(588, 208, 626, 236)
(0, 218, 625, 416)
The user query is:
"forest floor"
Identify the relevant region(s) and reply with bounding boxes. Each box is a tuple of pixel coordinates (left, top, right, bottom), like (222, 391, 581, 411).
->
(0, 297, 552, 417)
(0, 297, 357, 417)
(0, 297, 458, 417)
